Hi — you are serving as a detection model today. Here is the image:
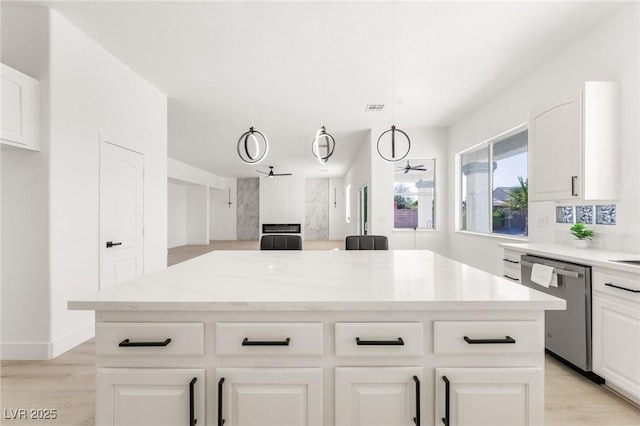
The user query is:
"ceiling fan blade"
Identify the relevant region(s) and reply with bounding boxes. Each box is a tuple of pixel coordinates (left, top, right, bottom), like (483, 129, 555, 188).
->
(257, 170, 269, 175)
(404, 169, 409, 174)
(411, 167, 427, 171)
(274, 173, 293, 176)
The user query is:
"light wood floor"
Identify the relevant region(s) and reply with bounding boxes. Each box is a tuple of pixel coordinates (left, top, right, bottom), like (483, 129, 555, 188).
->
(2, 240, 639, 426)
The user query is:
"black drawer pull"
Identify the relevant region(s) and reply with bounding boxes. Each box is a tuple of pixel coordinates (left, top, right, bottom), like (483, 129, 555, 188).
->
(502, 274, 519, 282)
(605, 283, 640, 293)
(413, 376, 421, 425)
(464, 336, 516, 344)
(106, 241, 122, 248)
(502, 258, 519, 264)
(189, 377, 197, 426)
(356, 337, 405, 346)
(441, 375, 450, 425)
(218, 378, 225, 426)
(118, 338, 171, 347)
(242, 337, 291, 346)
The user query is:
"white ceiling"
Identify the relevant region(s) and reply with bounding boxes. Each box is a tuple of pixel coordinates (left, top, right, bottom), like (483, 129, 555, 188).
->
(45, 1, 623, 178)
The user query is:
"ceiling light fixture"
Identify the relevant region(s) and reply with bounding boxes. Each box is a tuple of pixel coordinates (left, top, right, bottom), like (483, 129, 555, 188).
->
(311, 1, 336, 164)
(237, 1, 269, 165)
(376, 0, 411, 163)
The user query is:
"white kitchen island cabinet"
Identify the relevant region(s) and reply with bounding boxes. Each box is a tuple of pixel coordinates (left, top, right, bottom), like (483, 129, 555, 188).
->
(69, 250, 564, 426)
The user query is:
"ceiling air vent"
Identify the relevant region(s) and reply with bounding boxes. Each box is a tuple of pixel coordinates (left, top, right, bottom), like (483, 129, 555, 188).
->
(365, 104, 385, 112)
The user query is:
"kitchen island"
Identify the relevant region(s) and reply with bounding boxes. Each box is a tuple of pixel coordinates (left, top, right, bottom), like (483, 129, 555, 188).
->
(69, 250, 564, 426)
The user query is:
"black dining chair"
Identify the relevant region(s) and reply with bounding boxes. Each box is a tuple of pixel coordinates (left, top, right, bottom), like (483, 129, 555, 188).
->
(260, 235, 303, 250)
(345, 235, 389, 250)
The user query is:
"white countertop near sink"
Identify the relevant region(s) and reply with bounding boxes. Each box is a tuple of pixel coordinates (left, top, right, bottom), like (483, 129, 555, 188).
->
(68, 250, 565, 312)
(500, 243, 640, 273)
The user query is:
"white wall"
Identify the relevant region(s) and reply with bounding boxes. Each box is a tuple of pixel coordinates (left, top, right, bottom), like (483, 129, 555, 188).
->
(447, 3, 640, 275)
(168, 181, 188, 248)
(328, 177, 345, 240)
(343, 131, 372, 237)
(1, 7, 168, 359)
(370, 127, 449, 253)
(1, 6, 52, 360)
(168, 158, 226, 190)
(210, 178, 238, 240)
(260, 176, 305, 238)
(186, 184, 209, 244)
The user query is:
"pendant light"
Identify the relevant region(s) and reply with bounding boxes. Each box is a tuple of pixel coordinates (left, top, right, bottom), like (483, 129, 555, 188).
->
(311, 0, 336, 164)
(237, 1, 269, 165)
(376, 0, 411, 163)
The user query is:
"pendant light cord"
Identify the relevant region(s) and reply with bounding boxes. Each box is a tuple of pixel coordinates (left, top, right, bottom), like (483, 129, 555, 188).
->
(251, 0, 255, 127)
(392, 0, 396, 125)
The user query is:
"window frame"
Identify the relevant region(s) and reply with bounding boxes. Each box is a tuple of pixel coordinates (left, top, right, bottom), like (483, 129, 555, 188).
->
(456, 123, 528, 240)
(392, 158, 437, 231)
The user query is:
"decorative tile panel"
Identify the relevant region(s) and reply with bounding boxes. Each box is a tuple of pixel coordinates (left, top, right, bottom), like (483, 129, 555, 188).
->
(575, 205, 594, 224)
(596, 204, 616, 225)
(556, 206, 574, 224)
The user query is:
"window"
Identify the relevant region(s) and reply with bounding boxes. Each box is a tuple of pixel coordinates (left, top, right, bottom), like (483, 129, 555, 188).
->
(459, 126, 528, 237)
(394, 158, 436, 230)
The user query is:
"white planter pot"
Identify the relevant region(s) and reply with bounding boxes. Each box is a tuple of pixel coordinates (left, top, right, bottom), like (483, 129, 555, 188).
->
(573, 239, 589, 248)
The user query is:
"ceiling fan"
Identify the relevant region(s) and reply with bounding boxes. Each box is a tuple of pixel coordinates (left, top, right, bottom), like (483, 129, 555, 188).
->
(397, 160, 427, 174)
(257, 166, 293, 178)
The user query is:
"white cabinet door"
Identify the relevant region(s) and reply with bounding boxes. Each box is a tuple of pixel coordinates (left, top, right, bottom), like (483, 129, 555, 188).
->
(335, 367, 423, 426)
(435, 368, 543, 426)
(96, 368, 205, 426)
(593, 295, 640, 402)
(1, 64, 39, 150)
(216, 368, 323, 426)
(529, 81, 620, 202)
(529, 95, 581, 202)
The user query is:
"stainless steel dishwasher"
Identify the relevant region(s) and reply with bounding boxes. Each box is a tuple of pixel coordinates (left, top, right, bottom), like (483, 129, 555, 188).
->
(520, 254, 603, 383)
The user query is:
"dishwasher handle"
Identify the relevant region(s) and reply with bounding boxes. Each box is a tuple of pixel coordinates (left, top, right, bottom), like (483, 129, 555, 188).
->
(520, 260, 583, 278)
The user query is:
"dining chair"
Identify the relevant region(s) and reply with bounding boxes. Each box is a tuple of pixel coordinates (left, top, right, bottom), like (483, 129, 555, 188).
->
(260, 235, 303, 250)
(345, 235, 389, 250)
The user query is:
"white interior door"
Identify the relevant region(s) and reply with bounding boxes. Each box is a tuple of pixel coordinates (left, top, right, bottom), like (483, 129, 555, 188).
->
(100, 140, 144, 289)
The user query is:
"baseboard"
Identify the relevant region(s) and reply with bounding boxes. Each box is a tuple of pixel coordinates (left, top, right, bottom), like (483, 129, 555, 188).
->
(0, 323, 94, 360)
(1, 341, 51, 360)
(51, 322, 95, 358)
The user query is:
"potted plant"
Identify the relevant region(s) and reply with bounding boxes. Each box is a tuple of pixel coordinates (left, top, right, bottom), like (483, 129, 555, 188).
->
(570, 222, 594, 248)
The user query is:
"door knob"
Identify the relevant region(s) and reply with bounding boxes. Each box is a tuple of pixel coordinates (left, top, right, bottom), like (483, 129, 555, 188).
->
(106, 241, 122, 248)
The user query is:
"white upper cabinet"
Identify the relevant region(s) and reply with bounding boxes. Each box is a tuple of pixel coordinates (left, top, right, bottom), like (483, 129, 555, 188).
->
(529, 81, 620, 201)
(1, 63, 39, 151)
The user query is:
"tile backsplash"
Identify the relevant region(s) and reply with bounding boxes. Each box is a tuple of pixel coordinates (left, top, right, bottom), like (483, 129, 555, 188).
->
(556, 204, 616, 225)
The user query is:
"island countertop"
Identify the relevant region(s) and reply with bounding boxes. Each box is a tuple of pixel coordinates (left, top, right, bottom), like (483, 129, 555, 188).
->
(68, 250, 565, 312)
(68, 250, 565, 311)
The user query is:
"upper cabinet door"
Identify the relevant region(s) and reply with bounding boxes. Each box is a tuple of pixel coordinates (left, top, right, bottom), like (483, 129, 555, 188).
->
(529, 81, 620, 202)
(529, 95, 582, 202)
(1, 64, 39, 151)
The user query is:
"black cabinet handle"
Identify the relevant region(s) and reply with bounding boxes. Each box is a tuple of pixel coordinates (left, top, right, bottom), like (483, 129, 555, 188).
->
(189, 377, 197, 426)
(413, 376, 421, 425)
(441, 376, 450, 426)
(218, 378, 225, 426)
(571, 176, 578, 196)
(118, 338, 171, 347)
(106, 241, 122, 248)
(463, 336, 516, 344)
(242, 337, 291, 346)
(502, 258, 519, 264)
(502, 274, 519, 282)
(355, 337, 404, 346)
(605, 283, 640, 293)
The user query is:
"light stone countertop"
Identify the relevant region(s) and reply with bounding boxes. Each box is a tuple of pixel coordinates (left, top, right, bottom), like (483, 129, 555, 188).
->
(69, 250, 565, 312)
(500, 243, 640, 274)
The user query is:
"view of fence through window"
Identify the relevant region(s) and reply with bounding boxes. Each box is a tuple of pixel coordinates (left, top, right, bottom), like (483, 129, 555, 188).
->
(393, 159, 436, 230)
(460, 127, 528, 237)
